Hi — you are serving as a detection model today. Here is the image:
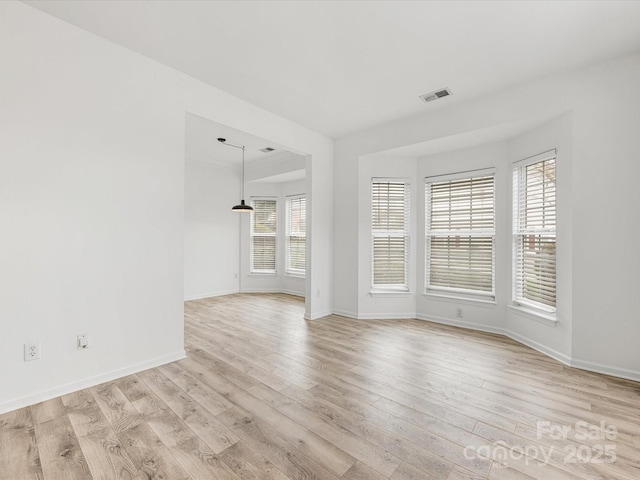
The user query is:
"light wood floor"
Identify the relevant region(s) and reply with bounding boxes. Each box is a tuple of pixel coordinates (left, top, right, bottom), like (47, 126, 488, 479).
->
(2, 294, 640, 479)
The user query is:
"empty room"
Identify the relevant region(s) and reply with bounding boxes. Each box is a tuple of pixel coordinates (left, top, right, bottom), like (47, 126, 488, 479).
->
(2, 1, 640, 479)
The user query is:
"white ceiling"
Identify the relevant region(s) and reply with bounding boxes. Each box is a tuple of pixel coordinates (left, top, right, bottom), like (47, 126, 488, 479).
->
(186, 113, 288, 165)
(186, 113, 306, 183)
(24, 0, 640, 139)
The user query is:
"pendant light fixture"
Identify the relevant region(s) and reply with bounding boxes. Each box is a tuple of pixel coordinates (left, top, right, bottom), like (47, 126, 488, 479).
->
(218, 137, 253, 212)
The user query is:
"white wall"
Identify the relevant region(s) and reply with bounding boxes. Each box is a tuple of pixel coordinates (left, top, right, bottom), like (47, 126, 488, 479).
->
(0, 1, 332, 413)
(334, 52, 640, 381)
(307, 153, 334, 319)
(184, 159, 240, 300)
(569, 58, 640, 378)
(332, 142, 360, 318)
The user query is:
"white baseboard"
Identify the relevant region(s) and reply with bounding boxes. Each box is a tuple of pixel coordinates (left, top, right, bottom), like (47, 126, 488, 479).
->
(184, 289, 238, 301)
(333, 309, 415, 320)
(569, 357, 640, 383)
(332, 309, 359, 319)
(408, 313, 640, 383)
(416, 313, 506, 336)
(193, 289, 305, 299)
(0, 350, 186, 415)
(506, 329, 572, 366)
(417, 313, 572, 366)
(357, 312, 418, 320)
(340, 308, 640, 382)
(304, 308, 334, 320)
(280, 289, 305, 298)
(239, 288, 283, 294)
(239, 288, 305, 298)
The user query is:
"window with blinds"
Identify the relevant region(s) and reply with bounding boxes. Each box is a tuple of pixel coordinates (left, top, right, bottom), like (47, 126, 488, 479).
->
(426, 173, 495, 297)
(286, 195, 306, 275)
(513, 151, 556, 311)
(250, 198, 277, 273)
(371, 180, 410, 290)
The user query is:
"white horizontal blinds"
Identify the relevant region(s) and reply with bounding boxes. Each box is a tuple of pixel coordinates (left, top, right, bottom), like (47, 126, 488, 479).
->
(286, 195, 306, 274)
(513, 153, 556, 309)
(251, 198, 277, 273)
(426, 175, 495, 294)
(372, 180, 410, 288)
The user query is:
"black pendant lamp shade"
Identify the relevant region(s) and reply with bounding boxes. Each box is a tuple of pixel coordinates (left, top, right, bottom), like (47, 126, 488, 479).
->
(218, 137, 253, 212)
(232, 199, 253, 211)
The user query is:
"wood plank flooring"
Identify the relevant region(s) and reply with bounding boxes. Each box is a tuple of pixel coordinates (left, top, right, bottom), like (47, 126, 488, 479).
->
(2, 293, 640, 479)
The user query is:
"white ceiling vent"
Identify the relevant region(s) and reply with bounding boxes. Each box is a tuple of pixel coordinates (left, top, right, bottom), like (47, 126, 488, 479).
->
(419, 88, 452, 104)
(260, 147, 275, 153)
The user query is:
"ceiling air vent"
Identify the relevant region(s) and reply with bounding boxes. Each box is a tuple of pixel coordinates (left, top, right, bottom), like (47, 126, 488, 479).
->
(259, 147, 275, 153)
(419, 87, 452, 104)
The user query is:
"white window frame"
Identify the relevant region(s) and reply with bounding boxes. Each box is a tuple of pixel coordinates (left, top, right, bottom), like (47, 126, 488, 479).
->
(512, 150, 557, 315)
(285, 194, 306, 276)
(250, 197, 277, 274)
(425, 169, 496, 301)
(371, 178, 411, 292)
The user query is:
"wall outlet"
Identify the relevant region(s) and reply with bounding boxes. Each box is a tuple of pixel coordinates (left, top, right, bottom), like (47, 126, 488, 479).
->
(24, 342, 41, 361)
(455, 307, 463, 318)
(77, 334, 89, 350)
(316, 289, 320, 297)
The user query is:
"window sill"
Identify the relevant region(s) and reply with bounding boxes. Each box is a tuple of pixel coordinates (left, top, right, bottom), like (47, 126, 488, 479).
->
(509, 304, 558, 326)
(249, 272, 278, 277)
(370, 289, 411, 298)
(423, 292, 496, 307)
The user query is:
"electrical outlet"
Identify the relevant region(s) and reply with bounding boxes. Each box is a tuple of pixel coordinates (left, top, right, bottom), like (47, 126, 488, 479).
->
(316, 289, 320, 297)
(456, 307, 463, 318)
(24, 342, 41, 361)
(77, 334, 89, 350)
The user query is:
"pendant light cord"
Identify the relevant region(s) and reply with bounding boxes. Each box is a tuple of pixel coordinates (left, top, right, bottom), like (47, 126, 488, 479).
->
(241, 146, 245, 199)
(218, 139, 247, 199)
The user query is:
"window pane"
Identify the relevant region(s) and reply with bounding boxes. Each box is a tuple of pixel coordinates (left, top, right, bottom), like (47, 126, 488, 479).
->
(428, 236, 494, 292)
(429, 176, 494, 232)
(252, 199, 277, 234)
(373, 235, 408, 285)
(288, 236, 306, 271)
(251, 236, 276, 271)
(426, 175, 495, 295)
(251, 199, 277, 273)
(372, 182, 408, 232)
(372, 181, 409, 288)
(522, 160, 556, 230)
(515, 234, 556, 307)
(513, 156, 556, 310)
(286, 196, 306, 274)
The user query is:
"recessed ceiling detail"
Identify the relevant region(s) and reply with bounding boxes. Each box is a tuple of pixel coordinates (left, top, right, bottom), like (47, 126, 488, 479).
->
(419, 88, 452, 104)
(23, 1, 640, 138)
(260, 147, 275, 153)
